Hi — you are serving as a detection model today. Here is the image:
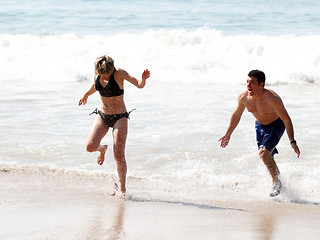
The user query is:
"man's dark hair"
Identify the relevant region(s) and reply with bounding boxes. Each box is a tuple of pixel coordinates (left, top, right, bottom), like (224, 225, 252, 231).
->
(248, 70, 265, 85)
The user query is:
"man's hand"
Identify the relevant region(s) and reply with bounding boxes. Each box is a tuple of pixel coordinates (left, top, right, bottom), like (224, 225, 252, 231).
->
(219, 135, 230, 148)
(291, 142, 300, 158)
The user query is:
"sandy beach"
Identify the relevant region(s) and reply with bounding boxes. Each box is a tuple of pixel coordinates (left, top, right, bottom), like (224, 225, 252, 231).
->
(1, 171, 320, 240)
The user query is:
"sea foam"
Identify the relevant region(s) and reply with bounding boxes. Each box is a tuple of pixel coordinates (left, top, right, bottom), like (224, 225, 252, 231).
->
(1, 29, 320, 89)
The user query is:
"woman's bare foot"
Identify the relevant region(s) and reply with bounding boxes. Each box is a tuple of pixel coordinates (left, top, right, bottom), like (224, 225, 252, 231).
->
(97, 145, 108, 165)
(112, 182, 131, 200)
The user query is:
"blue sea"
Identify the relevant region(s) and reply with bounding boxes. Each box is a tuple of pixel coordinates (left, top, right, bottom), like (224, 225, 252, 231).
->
(1, 0, 320, 207)
(1, 0, 320, 36)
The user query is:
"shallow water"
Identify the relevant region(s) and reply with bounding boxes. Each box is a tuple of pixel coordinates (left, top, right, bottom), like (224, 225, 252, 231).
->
(1, 79, 319, 202)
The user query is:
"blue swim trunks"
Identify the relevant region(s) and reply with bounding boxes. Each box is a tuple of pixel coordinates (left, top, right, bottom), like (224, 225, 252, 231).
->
(255, 118, 285, 156)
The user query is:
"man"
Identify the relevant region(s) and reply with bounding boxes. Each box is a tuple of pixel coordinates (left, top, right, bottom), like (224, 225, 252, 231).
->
(219, 70, 300, 197)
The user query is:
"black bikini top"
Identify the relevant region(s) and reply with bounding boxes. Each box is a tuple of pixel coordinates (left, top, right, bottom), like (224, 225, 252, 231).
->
(95, 73, 124, 97)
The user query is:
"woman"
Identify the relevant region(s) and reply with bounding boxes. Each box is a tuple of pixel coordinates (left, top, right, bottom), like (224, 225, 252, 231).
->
(79, 55, 150, 196)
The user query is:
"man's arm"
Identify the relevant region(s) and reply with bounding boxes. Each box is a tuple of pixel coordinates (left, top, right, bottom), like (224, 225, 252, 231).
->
(219, 93, 246, 148)
(272, 96, 300, 157)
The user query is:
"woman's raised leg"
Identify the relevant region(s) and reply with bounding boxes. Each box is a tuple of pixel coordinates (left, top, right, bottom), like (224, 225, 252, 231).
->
(86, 115, 109, 165)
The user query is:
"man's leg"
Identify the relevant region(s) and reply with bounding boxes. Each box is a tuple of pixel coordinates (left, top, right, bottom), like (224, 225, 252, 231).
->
(258, 147, 280, 183)
(258, 147, 282, 197)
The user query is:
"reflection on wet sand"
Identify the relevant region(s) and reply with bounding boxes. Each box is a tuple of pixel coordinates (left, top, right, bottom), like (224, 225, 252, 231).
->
(84, 200, 125, 240)
(107, 201, 125, 240)
(255, 210, 276, 240)
(253, 197, 320, 240)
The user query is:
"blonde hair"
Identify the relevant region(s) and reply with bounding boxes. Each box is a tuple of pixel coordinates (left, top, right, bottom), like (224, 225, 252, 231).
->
(95, 55, 114, 75)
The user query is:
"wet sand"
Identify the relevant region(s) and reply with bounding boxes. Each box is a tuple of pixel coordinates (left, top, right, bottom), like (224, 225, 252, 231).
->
(1, 172, 320, 240)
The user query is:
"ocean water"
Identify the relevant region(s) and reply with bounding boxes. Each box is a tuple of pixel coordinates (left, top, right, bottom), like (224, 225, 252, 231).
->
(1, 0, 320, 203)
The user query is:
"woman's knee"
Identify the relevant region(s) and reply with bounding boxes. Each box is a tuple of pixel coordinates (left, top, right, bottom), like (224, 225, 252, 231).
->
(86, 141, 98, 152)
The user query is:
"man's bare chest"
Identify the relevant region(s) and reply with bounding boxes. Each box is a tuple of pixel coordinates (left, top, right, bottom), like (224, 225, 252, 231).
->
(245, 99, 273, 115)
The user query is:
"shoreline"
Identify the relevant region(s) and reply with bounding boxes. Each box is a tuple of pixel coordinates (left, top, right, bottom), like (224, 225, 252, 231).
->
(2, 172, 320, 240)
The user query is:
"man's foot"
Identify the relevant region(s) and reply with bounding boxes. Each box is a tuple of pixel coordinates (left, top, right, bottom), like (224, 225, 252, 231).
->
(97, 145, 108, 165)
(269, 181, 282, 197)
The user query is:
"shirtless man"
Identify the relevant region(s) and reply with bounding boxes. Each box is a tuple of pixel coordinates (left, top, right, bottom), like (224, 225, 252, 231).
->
(219, 70, 300, 197)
